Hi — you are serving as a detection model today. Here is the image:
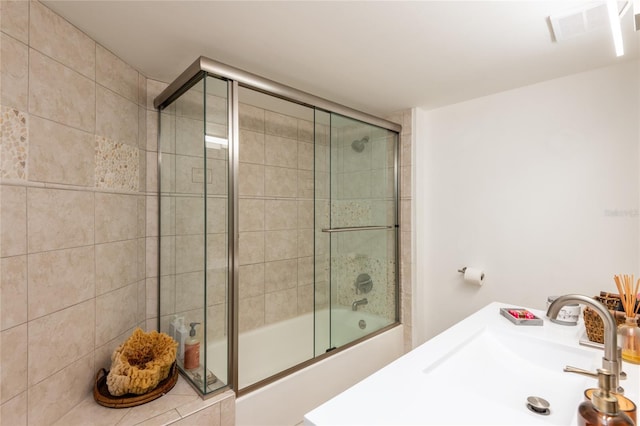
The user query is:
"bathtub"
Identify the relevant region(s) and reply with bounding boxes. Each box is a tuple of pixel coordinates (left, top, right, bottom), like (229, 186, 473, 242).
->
(232, 307, 404, 426)
(230, 307, 392, 389)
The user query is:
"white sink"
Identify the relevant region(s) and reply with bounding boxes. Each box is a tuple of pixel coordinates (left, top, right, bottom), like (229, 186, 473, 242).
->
(304, 302, 639, 426)
(420, 326, 598, 425)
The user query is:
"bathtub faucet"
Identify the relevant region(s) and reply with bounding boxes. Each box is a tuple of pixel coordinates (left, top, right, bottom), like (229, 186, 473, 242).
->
(352, 298, 368, 311)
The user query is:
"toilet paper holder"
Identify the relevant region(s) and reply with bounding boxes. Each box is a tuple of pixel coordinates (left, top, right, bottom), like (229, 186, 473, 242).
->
(458, 267, 485, 280)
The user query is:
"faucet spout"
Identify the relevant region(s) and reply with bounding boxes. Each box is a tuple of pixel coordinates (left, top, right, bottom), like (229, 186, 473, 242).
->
(352, 298, 368, 311)
(546, 294, 622, 393)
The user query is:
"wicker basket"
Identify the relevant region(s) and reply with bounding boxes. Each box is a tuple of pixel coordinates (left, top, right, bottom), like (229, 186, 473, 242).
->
(94, 362, 178, 408)
(583, 294, 638, 344)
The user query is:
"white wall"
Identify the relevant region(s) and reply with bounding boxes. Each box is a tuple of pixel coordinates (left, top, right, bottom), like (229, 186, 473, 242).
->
(414, 60, 640, 343)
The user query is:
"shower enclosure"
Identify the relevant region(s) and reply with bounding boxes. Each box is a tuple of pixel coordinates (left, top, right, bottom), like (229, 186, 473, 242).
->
(155, 57, 400, 396)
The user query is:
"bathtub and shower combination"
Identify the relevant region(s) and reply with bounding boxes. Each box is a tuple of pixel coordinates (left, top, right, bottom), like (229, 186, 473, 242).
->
(154, 57, 402, 424)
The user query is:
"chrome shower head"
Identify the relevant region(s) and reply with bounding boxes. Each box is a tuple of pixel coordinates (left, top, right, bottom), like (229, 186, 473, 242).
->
(351, 136, 369, 153)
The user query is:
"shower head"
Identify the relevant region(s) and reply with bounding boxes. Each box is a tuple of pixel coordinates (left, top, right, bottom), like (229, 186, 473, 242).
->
(351, 136, 369, 153)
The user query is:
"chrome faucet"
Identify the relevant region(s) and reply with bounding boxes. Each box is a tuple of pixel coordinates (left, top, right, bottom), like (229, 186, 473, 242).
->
(546, 294, 624, 394)
(352, 298, 368, 311)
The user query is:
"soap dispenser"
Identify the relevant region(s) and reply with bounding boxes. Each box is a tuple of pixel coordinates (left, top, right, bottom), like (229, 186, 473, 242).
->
(578, 369, 634, 426)
(184, 322, 200, 370)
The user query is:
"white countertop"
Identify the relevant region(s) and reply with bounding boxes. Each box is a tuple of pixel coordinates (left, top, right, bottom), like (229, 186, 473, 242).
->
(304, 302, 640, 426)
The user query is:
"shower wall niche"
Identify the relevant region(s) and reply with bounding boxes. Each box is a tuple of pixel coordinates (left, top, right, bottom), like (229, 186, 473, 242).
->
(156, 57, 401, 396)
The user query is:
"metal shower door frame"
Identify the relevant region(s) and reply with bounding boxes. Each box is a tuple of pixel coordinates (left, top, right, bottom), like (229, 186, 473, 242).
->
(155, 56, 401, 396)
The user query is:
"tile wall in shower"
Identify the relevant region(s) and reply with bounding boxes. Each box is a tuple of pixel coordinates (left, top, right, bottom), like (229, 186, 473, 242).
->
(237, 103, 316, 332)
(156, 82, 230, 351)
(387, 109, 413, 353)
(157, 92, 319, 336)
(331, 123, 397, 320)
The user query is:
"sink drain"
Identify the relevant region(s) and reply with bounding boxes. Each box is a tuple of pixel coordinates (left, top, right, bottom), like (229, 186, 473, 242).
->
(358, 319, 367, 329)
(526, 396, 550, 416)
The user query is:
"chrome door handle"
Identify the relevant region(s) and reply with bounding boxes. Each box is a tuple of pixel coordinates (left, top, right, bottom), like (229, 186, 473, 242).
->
(321, 225, 394, 233)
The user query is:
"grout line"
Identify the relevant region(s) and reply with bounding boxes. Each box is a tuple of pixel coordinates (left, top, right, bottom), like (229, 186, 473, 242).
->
(24, 2, 31, 420)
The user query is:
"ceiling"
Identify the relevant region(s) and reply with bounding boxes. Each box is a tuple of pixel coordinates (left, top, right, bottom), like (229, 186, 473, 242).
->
(44, 1, 640, 117)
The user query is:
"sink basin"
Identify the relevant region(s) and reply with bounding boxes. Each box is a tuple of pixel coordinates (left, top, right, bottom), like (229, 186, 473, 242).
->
(421, 326, 599, 425)
(304, 302, 636, 426)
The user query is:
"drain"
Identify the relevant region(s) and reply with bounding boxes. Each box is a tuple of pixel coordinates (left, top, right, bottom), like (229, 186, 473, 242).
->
(526, 396, 550, 416)
(358, 319, 367, 329)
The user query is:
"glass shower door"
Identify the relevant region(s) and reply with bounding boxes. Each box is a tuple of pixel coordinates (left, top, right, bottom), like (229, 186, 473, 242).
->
(158, 74, 230, 394)
(236, 87, 316, 390)
(323, 113, 398, 350)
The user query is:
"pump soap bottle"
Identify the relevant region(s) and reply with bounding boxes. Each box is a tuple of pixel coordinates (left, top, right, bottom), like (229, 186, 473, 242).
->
(578, 369, 634, 426)
(184, 322, 200, 370)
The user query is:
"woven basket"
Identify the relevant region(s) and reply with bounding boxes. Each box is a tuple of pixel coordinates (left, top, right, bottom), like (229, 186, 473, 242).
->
(583, 294, 638, 344)
(94, 362, 178, 408)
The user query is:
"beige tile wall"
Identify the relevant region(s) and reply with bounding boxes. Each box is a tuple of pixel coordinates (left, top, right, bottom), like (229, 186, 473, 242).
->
(0, 1, 143, 422)
(153, 81, 232, 375)
(237, 103, 316, 332)
(157, 93, 317, 338)
(0, 2, 237, 424)
(385, 110, 413, 352)
(0, 2, 411, 424)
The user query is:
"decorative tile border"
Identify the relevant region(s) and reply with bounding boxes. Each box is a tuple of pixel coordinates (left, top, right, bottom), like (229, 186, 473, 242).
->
(95, 135, 139, 191)
(1, 106, 28, 180)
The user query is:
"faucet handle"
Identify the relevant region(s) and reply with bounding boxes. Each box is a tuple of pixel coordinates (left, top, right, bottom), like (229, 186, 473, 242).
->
(564, 366, 624, 394)
(564, 365, 598, 378)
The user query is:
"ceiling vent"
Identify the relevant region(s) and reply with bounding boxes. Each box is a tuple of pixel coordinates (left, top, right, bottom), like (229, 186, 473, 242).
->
(549, 2, 609, 41)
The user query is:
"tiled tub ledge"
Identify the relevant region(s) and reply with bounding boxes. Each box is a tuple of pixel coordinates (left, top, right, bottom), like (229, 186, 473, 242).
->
(53, 376, 235, 426)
